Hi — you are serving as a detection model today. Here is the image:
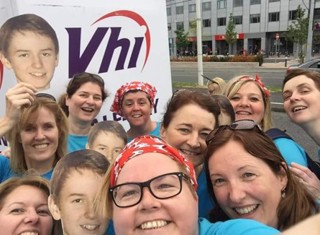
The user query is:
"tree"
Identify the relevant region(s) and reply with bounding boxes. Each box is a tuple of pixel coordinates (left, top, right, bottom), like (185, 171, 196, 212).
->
(174, 29, 190, 55)
(285, 5, 308, 63)
(225, 13, 237, 55)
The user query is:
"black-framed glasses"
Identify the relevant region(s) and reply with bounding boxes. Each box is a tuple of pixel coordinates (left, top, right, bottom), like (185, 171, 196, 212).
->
(206, 119, 263, 145)
(109, 172, 190, 208)
(36, 93, 56, 101)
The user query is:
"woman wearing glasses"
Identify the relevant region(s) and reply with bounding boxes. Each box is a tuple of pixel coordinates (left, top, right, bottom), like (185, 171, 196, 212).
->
(160, 89, 224, 219)
(205, 119, 317, 231)
(59, 72, 108, 153)
(97, 135, 280, 235)
(110, 81, 159, 142)
(0, 95, 68, 182)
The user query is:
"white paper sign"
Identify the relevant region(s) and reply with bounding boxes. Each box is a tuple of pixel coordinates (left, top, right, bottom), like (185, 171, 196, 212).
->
(0, 0, 172, 150)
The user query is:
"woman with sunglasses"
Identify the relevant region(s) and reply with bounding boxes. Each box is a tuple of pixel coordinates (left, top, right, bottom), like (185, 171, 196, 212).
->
(97, 135, 280, 235)
(160, 90, 229, 219)
(0, 95, 68, 183)
(223, 75, 310, 168)
(110, 81, 159, 142)
(205, 119, 317, 231)
(59, 72, 108, 153)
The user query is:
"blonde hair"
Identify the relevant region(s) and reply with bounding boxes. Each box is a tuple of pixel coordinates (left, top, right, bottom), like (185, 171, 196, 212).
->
(207, 77, 226, 95)
(223, 75, 272, 131)
(8, 97, 68, 174)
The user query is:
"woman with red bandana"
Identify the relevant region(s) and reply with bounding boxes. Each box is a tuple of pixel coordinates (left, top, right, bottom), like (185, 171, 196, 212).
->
(110, 81, 160, 141)
(96, 135, 280, 235)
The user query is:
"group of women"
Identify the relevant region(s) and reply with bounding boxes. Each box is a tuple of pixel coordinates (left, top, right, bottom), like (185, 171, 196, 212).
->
(1, 66, 320, 234)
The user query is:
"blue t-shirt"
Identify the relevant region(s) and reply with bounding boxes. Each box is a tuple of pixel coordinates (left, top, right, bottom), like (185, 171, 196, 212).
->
(199, 217, 279, 235)
(67, 134, 88, 153)
(197, 168, 215, 219)
(0, 155, 53, 183)
(127, 122, 161, 142)
(274, 138, 308, 166)
(105, 220, 115, 235)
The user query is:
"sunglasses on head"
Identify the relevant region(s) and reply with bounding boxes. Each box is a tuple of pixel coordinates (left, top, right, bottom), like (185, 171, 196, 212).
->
(69, 72, 104, 87)
(36, 93, 56, 101)
(206, 119, 263, 145)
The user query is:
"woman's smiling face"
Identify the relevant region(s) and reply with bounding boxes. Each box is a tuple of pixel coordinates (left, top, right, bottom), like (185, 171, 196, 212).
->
(208, 139, 287, 228)
(112, 153, 199, 235)
(160, 103, 216, 173)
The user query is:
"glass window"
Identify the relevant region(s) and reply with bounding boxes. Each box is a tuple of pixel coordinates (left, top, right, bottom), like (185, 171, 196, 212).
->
(176, 22, 184, 31)
(217, 17, 227, 26)
(233, 0, 243, 7)
(202, 2, 211, 11)
(203, 19, 211, 27)
(250, 14, 260, 23)
(217, 0, 226, 9)
(168, 23, 172, 31)
(269, 12, 280, 22)
(269, 0, 280, 2)
(167, 7, 171, 16)
(176, 6, 184, 15)
(250, 0, 261, 4)
(288, 10, 300, 20)
(189, 4, 196, 13)
(233, 15, 243, 25)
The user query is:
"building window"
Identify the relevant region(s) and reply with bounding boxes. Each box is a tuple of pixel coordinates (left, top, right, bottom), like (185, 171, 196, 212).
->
(168, 23, 172, 31)
(176, 6, 184, 15)
(233, 0, 243, 7)
(269, 0, 280, 2)
(289, 10, 300, 20)
(203, 19, 211, 27)
(250, 0, 261, 4)
(176, 22, 184, 31)
(217, 17, 227, 26)
(189, 4, 196, 13)
(250, 14, 260, 23)
(167, 7, 171, 16)
(269, 12, 280, 22)
(217, 0, 226, 9)
(202, 2, 211, 11)
(233, 16, 243, 25)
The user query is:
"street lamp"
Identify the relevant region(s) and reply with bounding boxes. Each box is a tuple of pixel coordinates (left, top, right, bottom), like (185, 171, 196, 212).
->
(196, 0, 203, 86)
(306, 0, 315, 61)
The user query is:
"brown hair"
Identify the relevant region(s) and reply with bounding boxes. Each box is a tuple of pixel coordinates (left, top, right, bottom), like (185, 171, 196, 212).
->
(223, 75, 272, 131)
(8, 97, 68, 174)
(162, 89, 220, 129)
(50, 149, 110, 205)
(59, 72, 108, 116)
(88, 121, 127, 148)
(204, 128, 316, 230)
(0, 14, 59, 57)
(283, 69, 320, 91)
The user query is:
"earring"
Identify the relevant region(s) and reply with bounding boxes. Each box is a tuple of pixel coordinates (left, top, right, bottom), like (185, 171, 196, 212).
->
(281, 189, 286, 198)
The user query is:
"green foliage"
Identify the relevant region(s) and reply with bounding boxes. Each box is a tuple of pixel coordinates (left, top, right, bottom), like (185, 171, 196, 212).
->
(225, 13, 237, 53)
(174, 29, 190, 53)
(285, 5, 308, 63)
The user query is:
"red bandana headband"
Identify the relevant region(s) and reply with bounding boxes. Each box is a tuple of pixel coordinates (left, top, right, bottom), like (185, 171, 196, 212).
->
(110, 135, 198, 191)
(239, 74, 270, 97)
(110, 81, 157, 116)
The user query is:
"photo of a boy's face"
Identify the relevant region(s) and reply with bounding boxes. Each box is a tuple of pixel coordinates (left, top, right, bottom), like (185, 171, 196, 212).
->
(1, 31, 58, 90)
(0, 13, 59, 91)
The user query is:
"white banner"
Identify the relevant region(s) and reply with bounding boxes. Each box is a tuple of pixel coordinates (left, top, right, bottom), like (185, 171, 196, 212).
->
(0, 0, 172, 150)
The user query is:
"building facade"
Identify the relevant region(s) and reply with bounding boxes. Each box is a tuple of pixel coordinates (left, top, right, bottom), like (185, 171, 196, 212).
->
(166, 0, 320, 57)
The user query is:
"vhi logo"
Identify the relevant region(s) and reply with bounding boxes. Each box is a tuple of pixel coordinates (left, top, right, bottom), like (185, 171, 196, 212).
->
(66, 10, 151, 77)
